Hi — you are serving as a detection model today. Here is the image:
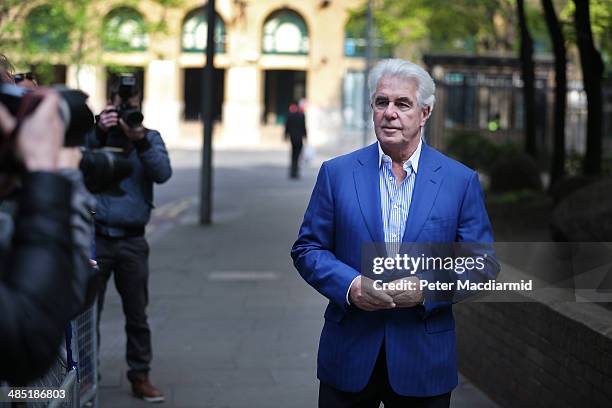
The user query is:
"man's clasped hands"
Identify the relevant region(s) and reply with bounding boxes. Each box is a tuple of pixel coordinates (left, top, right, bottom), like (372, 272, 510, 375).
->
(349, 275, 424, 311)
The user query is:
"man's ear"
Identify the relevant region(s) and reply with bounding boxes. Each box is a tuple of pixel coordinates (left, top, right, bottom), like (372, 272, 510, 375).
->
(420, 106, 431, 125)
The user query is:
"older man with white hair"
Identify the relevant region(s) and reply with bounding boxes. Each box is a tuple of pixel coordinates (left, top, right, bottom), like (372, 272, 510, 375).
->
(292, 59, 495, 407)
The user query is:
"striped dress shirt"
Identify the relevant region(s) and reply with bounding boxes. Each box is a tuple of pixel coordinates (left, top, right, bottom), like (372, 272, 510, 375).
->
(346, 139, 422, 304)
(378, 139, 421, 255)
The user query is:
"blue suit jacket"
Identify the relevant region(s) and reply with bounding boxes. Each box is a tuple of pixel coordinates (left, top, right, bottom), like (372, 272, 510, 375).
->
(291, 141, 495, 396)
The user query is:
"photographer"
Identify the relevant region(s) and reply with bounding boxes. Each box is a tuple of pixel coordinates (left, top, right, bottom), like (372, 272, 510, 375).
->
(5, 66, 98, 319)
(0, 92, 76, 384)
(88, 77, 171, 403)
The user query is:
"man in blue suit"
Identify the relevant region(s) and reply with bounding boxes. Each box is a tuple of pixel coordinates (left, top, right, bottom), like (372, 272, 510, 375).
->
(291, 59, 496, 407)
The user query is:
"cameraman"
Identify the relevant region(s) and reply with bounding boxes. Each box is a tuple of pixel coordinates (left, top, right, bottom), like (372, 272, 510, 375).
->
(87, 79, 171, 402)
(0, 93, 76, 384)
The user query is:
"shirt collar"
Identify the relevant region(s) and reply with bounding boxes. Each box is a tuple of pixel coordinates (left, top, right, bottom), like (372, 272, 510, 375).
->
(378, 138, 422, 174)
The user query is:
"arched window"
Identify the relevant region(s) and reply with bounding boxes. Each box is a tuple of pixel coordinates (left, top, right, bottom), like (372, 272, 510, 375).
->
(262, 9, 308, 55)
(181, 7, 226, 53)
(103, 7, 148, 51)
(344, 12, 392, 58)
(24, 5, 71, 53)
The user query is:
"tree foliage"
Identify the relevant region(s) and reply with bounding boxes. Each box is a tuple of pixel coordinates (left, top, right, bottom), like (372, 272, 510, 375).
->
(0, 0, 183, 69)
(348, 0, 535, 56)
(561, 0, 612, 75)
(348, 0, 607, 71)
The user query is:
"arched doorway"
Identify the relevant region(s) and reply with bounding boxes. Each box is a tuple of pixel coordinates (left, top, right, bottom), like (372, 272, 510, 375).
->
(261, 9, 308, 125)
(181, 6, 226, 122)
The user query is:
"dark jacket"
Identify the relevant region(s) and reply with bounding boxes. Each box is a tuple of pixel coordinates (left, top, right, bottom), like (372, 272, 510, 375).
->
(0, 172, 74, 384)
(86, 126, 172, 237)
(284, 111, 307, 144)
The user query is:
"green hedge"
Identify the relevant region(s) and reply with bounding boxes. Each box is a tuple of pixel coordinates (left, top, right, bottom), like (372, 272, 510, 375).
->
(445, 130, 541, 192)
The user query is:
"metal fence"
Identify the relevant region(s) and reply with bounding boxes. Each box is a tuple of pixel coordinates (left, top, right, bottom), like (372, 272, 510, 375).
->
(22, 303, 98, 408)
(74, 305, 98, 408)
(28, 323, 78, 408)
(425, 70, 612, 159)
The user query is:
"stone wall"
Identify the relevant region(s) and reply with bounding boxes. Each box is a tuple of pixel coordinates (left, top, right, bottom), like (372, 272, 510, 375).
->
(455, 301, 612, 407)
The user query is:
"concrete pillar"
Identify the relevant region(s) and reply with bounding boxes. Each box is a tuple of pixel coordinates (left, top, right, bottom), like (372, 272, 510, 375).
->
(143, 60, 181, 146)
(221, 65, 262, 146)
(66, 64, 107, 114)
(305, 3, 346, 147)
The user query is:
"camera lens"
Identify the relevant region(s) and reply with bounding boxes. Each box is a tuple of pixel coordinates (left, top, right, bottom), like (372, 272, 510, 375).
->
(122, 108, 144, 129)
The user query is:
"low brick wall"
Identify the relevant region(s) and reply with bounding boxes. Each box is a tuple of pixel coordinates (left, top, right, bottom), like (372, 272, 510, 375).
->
(455, 301, 612, 407)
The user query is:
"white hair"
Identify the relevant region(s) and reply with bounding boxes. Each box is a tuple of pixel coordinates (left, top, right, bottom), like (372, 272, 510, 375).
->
(368, 58, 436, 112)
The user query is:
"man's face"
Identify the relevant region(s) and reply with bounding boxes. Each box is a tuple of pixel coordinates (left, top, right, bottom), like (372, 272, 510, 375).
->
(372, 75, 430, 150)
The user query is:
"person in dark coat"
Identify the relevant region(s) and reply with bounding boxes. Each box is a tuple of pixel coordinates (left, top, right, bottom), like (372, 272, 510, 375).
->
(0, 92, 76, 385)
(87, 80, 171, 403)
(285, 101, 307, 179)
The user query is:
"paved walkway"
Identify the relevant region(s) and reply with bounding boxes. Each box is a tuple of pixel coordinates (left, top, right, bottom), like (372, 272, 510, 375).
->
(98, 149, 498, 407)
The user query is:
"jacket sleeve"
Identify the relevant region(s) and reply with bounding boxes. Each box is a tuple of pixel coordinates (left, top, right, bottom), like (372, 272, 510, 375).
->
(58, 169, 97, 317)
(134, 130, 172, 184)
(0, 172, 74, 384)
(291, 162, 360, 310)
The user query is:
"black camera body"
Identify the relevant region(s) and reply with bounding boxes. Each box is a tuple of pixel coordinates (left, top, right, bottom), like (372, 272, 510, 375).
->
(0, 83, 132, 195)
(112, 103, 144, 129)
(0, 83, 94, 146)
(109, 74, 143, 130)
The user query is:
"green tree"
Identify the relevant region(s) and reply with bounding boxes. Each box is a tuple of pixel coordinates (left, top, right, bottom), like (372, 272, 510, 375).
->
(561, 0, 612, 76)
(542, 0, 567, 186)
(517, 0, 537, 158)
(347, 0, 575, 58)
(573, 0, 605, 175)
(0, 0, 183, 86)
(347, 0, 538, 57)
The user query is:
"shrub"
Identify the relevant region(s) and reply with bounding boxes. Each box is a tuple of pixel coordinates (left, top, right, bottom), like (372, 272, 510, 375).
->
(551, 179, 612, 241)
(445, 131, 500, 172)
(549, 175, 600, 205)
(489, 152, 542, 193)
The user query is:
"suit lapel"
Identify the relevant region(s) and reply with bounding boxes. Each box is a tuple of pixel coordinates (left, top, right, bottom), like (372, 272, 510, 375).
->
(403, 143, 443, 242)
(354, 143, 384, 244)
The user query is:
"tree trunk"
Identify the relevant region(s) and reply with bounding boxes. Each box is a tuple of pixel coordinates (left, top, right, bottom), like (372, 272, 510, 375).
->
(516, 0, 537, 158)
(573, 0, 604, 175)
(542, 0, 566, 187)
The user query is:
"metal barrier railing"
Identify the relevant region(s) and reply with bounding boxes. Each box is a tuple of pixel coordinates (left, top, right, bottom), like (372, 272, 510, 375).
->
(22, 302, 98, 408)
(75, 304, 98, 408)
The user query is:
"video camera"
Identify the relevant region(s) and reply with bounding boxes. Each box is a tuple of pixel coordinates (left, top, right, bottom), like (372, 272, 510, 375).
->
(0, 83, 132, 194)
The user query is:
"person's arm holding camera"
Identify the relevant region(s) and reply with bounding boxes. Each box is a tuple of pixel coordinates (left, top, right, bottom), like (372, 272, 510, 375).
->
(0, 93, 75, 384)
(58, 148, 98, 317)
(86, 104, 118, 148)
(121, 120, 172, 184)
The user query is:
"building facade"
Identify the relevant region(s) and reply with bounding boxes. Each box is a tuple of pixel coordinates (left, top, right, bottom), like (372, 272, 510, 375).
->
(61, 0, 373, 147)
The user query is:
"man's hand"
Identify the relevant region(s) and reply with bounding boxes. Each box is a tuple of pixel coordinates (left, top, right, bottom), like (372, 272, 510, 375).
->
(0, 103, 16, 135)
(349, 276, 396, 311)
(0, 92, 65, 172)
(119, 119, 145, 141)
(97, 105, 119, 132)
(57, 147, 82, 169)
(384, 277, 424, 308)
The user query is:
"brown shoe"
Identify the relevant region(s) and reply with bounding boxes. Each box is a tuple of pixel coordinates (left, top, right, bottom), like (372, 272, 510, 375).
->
(131, 374, 165, 403)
